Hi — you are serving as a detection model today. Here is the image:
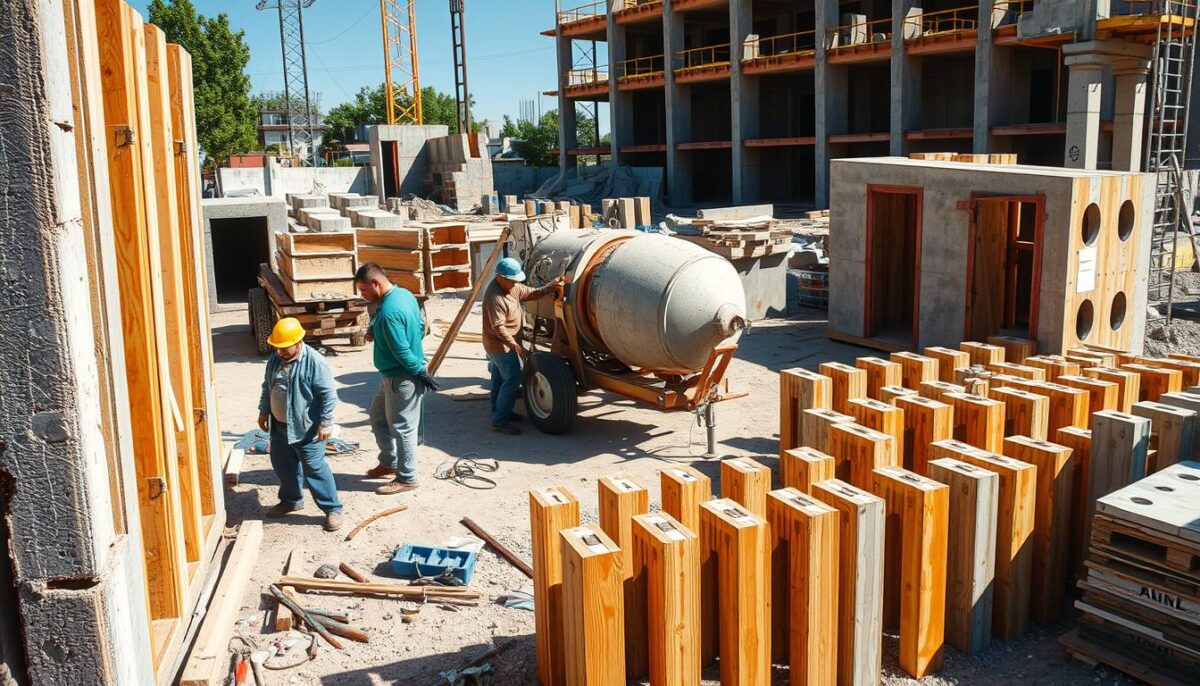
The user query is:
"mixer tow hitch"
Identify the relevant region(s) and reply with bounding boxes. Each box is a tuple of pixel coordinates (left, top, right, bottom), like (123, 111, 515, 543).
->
(695, 399, 719, 459)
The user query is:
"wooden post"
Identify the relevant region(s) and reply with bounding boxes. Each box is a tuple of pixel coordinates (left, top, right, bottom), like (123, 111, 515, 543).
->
(869, 467, 948, 678)
(880, 385, 919, 405)
(811, 480, 884, 686)
(721, 457, 771, 517)
(987, 335, 1037, 363)
(1082, 367, 1141, 412)
(1023, 355, 1080, 382)
(598, 475, 649, 678)
(1054, 426, 1093, 581)
(1131, 401, 1197, 472)
(634, 196, 652, 226)
(1068, 348, 1117, 368)
(828, 423, 896, 490)
(996, 378, 1089, 437)
(1002, 436, 1074, 623)
(660, 465, 711, 533)
(985, 361, 1047, 381)
(921, 347, 969, 382)
(919, 380, 966, 403)
(780, 368, 833, 455)
(855, 357, 902, 400)
(927, 459, 997, 655)
(781, 447, 835, 494)
(944, 392, 1006, 453)
(1058, 375, 1119, 416)
(1121, 363, 1182, 401)
(561, 525, 626, 686)
(848, 398, 905, 467)
(1088, 411, 1151, 530)
(819, 362, 868, 414)
(698, 499, 770, 684)
(894, 395, 952, 475)
(801, 408, 854, 453)
(961, 341, 1005, 367)
(632, 514, 700, 686)
(893, 351, 943, 387)
(1159, 391, 1200, 458)
(767, 489, 838, 686)
(530, 486, 580, 686)
(929, 441, 1034, 640)
(275, 548, 306, 631)
(988, 387, 1050, 441)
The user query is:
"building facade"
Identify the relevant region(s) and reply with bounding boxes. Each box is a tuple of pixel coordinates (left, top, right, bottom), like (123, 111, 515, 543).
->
(549, 1, 1193, 206)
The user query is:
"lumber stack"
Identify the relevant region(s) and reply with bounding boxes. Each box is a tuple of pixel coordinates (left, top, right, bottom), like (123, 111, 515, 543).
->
(355, 221, 472, 296)
(273, 231, 358, 302)
(1063, 461, 1200, 685)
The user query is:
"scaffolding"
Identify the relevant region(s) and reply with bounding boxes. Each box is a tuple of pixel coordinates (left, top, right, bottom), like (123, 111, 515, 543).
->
(256, 0, 317, 167)
(450, 0, 470, 133)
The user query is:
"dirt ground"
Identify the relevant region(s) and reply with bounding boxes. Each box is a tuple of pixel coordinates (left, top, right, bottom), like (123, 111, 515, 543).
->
(214, 296, 1134, 685)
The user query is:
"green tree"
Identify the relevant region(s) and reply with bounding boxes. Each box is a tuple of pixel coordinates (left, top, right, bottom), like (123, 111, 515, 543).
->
(148, 0, 257, 167)
(324, 84, 481, 140)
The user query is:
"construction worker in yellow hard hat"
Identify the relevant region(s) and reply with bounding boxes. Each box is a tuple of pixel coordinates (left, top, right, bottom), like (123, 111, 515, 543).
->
(256, 318, 345, 531)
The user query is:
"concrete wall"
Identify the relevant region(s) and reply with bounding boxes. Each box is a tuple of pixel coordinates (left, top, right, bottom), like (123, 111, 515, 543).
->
(201, 198, 289, 312)
(218, 164, 371, 198)
(427, 133, 495, 209)
(492, 164, 558, 198)
(368, 124, 450, 199)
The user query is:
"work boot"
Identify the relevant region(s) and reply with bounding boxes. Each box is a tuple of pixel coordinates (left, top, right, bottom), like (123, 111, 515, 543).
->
(376, 480, 418, 496)
(265, 502, 303, 518)
(491, 423, 522, 435)
(323, 511, 344, 532)
(365, 465, 397, 479)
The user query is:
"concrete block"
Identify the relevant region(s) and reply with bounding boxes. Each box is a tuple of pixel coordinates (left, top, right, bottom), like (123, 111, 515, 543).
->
(355, 210, 405, 229)
(298, 206, 340, 225)
(305, 214, 352, 232)
(327, 192, 361, 210)
(697, 204, 774, 220)
(289, 194, 327, 211)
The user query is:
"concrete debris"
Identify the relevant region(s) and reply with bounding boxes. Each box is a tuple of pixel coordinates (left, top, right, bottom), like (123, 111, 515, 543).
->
(532, 163, 663, 205)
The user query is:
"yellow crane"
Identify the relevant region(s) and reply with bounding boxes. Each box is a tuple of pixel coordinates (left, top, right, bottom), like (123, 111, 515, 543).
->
(380, 0, 422, 124)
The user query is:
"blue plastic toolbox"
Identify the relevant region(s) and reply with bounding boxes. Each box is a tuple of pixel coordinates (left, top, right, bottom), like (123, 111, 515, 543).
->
(391, 544, 477, 584)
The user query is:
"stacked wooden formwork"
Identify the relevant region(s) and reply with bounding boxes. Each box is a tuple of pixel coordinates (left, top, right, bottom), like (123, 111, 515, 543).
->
(355, 221, 472, 296)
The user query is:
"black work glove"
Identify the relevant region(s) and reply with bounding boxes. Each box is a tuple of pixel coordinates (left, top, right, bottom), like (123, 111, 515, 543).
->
(417, 371, 441, 392)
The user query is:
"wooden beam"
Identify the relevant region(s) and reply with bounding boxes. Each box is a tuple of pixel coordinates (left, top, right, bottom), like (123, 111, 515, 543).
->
(811, 480, 884, 686)
(766, 489, 838, 685)
(530, 487, 580, 686)
(1159, 391, 1200, 459)
(561, 525, 626, 686)
(927, 458, 997, 655)
(1058, 375, 1119, 416)
(597, 475, 649, 678)
(921, 347, 969, 382)
(274, 548, 305, 631)
(660, 466, 711, 533)
(1137, 356, 1200, 387)
(919, 380, 966, 403)
(944, 392, 1006, 453)
(800, 407, 854, 453)
(848, 398, 905, 468)
(1087, 411, 1150, 529)
(828, 422, 896, 490)
(780, 447, 835, 494)
(996, 378, 1088, 437)
(1083, 366, 1141, 413)
(985, 361, 1046, 381)
(819, 362, 868, 414)
(855, 357, 902, 400)
(1121, 363, 1182, 402)
(1131, 401, 1197, 471)
(893, 351, 943, 387)
(987, 335, 1037, 363)
(988, 387, 1049, 441)
(780, 368, 832, 455)
(631, 514, 700, 686)
(961, 341, 1005, 367)
(1023, 355, 1080, 383)
(895, 395, 953, 475)
(222, 446, 244, 488)
(720, 458, 771, 517)
(1054, 426, 1093, 581)
(180, 521, 263, 685)
(880, 385, 918, 405)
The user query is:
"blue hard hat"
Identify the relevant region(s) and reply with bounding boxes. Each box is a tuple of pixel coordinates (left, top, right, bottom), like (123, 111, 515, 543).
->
(496, 257, 526, 282)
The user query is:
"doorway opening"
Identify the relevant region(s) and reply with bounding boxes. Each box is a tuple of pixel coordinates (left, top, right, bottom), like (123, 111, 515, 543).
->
(381, 140, 400, 199)
(965, 194, 1045, 341)
(864, 185, 923, 346)
(211, 217, 269, 305)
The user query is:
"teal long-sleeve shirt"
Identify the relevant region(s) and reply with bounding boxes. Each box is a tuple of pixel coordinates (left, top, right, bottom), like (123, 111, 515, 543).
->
(372, 286, 427, 377)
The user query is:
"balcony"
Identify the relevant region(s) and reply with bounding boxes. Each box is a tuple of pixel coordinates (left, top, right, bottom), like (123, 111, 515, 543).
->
(742, 30, 817, 74)
(991, 0, 1033, 44)
(614, 0, 663, 25)
(827, 17, 893, 64)
(618, 54, 666, 89)
(673, 43, 731, 83)
(672, 0, 726, 11)
(563, 67, 610, 99)
(554, 0, 608, 39)
(905, 5, 979, 55)
(1099, 1, 1198, 41)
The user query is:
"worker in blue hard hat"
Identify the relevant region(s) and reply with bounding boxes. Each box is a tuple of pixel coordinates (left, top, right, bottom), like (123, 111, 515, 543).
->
(481, 256, 563, 435)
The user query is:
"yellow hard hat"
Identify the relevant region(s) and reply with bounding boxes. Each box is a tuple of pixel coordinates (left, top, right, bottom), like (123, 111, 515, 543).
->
(267, 317, 305, 348)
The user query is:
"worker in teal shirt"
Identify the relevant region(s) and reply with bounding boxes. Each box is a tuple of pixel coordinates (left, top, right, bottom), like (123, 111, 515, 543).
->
(354, 262, 439, 495)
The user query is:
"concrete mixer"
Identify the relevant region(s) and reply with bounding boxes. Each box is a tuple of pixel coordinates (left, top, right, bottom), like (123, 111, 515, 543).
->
(510, 223, 748, 452)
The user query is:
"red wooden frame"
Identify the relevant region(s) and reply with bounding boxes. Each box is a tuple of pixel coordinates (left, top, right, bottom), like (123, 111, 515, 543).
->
(963, 193, 1045, 341)
(864, 184, 924, 348)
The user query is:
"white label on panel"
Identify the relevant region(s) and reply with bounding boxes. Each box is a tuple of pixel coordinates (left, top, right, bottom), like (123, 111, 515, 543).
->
(1077, 247, 1097, 293)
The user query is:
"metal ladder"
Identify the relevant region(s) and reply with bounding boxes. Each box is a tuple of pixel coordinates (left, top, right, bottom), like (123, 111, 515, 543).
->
(1144, 1, 1200, 322)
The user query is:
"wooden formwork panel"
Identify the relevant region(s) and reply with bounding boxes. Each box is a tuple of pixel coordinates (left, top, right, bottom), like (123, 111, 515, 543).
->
(780, 447, 835, 494)
(720, 458, 771, 518)
(895, 395, 953, 475)
(988, 387, 1050, 441)
(855, 357, 902, 400)
(921, 347, 969, 383)
(779, 368, 832, 455)
(530, 487, 580, 686)
(561, 525, 626, 686)
(631, 514, 701, 686)
(819, 362, 868, 414)
(358, 247, 423, 272)
(660, 466, 711, 533)
(356, 227, 425, 249)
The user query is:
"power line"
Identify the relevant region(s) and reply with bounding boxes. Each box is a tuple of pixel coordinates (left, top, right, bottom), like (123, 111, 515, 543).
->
(305, 6, 375, 44)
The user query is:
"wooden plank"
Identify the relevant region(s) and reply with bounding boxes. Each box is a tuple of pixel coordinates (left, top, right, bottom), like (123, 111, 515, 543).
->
(530, 487, 580, 686)
(1138, 356, 1200, 387)
(894, 351, 943, 386)
(355, 227, 424, 249)
(985, 361, 1047, 381)
(383, 270, 426, 296)
(1131, 401, 1197, 472)
(961, 341, 1005, 366)
(895, 395, 953, 475)
(927, 459, 998, 655)
(869, 467, 948, 678)
(819, 362, 868, 414)
(631, 514, 700, 686)
(720, 458, 771, 517)
(1058, 375, 1120, 416)
(1054, 426, 1093, 581)
(987, 335, 1037, 363)
(429, 269, 472, 293)
(561, 525, 626, 686)
(811, 480, 884, 686)
(930, 440, 1035, 640)
(416, 221, 470, 245)
(274, 249, 356, 281)
(880, 385, 918, 405)
(1002, 436, 1075, 623)
(921, 347, 969, 382)
(988, 387, 1049, 441)
(945, 392, 1006, 453)
(1122, 363, 1182, 402)
(855, 357, 902, 400)
(698, 500, 770, 684)
(660, 466, 712, 533)
(800, 408, 854, 453)
(780, 368, 832, 455)
(919, 380, 966, 403)
(276, 230, 357, 254)
(179, 521, 263, 685)
(222, 445, 243, 487)
(635, 196, 652, 226)
(848, 398, 905, 467)
(358, 247, 423, 272)
(828, 422, 897, 490)
(274, 548, 305, 631)
(425, 245, 471, 271)
(780, 447, 835, 494)
(597, 475, 649, 678)
(1083, 367, 1141, 413)
(767, 489, 838, 685)
(97, 0, 186, 625)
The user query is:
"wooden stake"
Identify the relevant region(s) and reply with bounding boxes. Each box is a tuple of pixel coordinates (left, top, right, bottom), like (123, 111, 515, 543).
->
(598, 475, 649, 678)
(561, 525, 626, 686)
(660, 465, 712, 533)
(275, 548, 305, 631)
(780, 368, 832, 455)
(921, 347, 969, 383)
(819, 362, 868, 414)
(780, 447, 835, 494)
(855, 357, 902, 400)
(894, 351, 943, 387)
(944, 392, 1006, 453)
(801, 408, 854, 453)
(894, 395, 952, 475)
(530, 487, 580, 686)
(828, 422, 897, 490)
(848, 398, 906, 468)
(1088, 411, 1151, 528)
(720, 457, 771, 517)
(1023, 356, 1080, 383)
(631, 514, 700, 686)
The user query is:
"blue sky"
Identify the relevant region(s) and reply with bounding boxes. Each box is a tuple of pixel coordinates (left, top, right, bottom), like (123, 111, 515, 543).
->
(134, 1, 562, 125)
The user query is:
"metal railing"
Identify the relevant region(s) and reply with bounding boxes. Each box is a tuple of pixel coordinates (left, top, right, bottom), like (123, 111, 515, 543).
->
(745, 30, 817, 59)
(557, 0, 605, 26)
(992, 1, 1034, 27)
(827, 17, 892, 49)
(618, 54, 665, 79)
(617, 0, 663, 11)
(908, 5, 978, 38)
(1115, 1, 1198, 16)
(673, 43, 732, 71)
(565, 67, 609, 87)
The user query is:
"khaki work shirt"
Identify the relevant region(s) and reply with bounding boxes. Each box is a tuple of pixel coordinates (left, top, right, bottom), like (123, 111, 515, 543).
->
(481, 279, 555, 354)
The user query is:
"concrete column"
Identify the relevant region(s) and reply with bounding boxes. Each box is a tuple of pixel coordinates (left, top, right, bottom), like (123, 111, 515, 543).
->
(664, 0, 693, 204)
(974, 0, 1014, 154)
(1063, 55, 1105, 169)
(1111, 57, 1152, 172)
(815, 0, 845, 206)
(556, 29, 579, 174)
(891, 0, 922, 155)
(607, 2, 632, 161)
(730, 0, 760, 203)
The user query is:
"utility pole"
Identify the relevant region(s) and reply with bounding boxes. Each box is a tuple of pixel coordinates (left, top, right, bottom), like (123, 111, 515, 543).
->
(449, 0, 471, 134)
(256, 0, 318, 166)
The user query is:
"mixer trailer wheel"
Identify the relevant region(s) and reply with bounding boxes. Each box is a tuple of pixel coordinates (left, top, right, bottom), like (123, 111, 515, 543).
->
(522, 352, 578, 434)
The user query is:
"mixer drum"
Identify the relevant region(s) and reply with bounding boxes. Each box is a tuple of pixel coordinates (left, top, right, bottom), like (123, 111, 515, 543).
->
(586, 234, 746, 371)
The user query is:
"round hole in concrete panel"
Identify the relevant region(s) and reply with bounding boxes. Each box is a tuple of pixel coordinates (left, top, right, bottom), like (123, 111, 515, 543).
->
(1180, 473, 1200, 481)
(1110, 291, 1127, 331)
(1118, 200, 1135, 241)
(1131, 496, 1153, 506)
(1081, 203, 1101, 246)
(1076, 299, 1095, 341)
